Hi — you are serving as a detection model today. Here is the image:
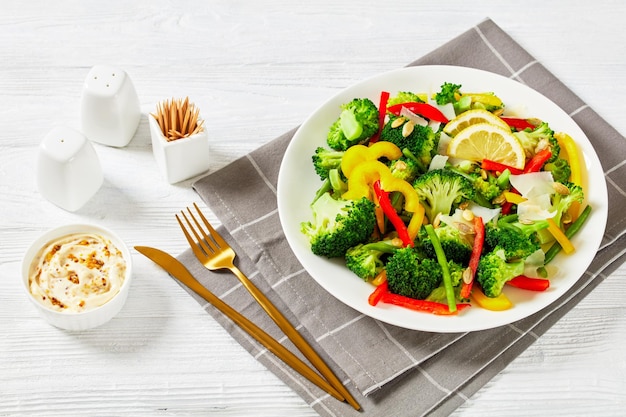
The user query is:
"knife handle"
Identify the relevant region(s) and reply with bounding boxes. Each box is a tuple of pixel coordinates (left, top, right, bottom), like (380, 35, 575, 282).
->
(178, 273, 346, 403)
(228, 264, 361, 410)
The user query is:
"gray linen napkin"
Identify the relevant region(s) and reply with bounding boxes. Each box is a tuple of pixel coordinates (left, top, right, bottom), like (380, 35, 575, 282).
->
(175, 18, 626, 416)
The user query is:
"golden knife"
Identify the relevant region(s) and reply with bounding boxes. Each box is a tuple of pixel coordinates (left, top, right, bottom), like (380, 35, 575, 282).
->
(134, 246, 348, 404)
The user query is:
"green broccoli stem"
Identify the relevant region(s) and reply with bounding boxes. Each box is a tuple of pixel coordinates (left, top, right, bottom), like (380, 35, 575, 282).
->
(402, 148, 427, 172)
(424, 224, 456, 312)
(328, 169, 347, 195)
(340, 108, 363, 141)
(496, 169, 511, 189)
(497, 214, 518, 225)
(311, 178, 332, 205)
(447, 166, 495, 208)
(473, 191, 494, 209)
(360, 240, 401, 254)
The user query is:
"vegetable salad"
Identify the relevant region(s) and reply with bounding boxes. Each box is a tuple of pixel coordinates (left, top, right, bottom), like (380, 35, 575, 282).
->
(300, 82, 590, 315)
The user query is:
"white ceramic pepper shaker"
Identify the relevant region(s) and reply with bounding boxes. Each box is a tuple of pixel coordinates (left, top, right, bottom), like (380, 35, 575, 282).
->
(80, 65, 141, 147)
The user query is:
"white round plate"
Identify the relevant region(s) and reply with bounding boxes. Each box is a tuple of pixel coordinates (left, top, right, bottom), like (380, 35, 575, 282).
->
(277, 65, 608, 332)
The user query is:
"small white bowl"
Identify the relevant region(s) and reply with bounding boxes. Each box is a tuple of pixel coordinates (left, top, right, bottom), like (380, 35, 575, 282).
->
(148, 114, 210, 183)
(80, 65, 141, 147)
(21, 224, 133, 331)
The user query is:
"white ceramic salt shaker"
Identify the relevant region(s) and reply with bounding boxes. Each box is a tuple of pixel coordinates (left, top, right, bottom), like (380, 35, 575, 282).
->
(148, 115, 210, 184)
(80, 65, 141, 147)
(36, 126, 103, 211)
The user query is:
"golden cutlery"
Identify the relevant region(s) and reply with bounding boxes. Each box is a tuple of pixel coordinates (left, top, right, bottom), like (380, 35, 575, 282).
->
(176, 203, 361, 411)
(134, 245, 346, 403)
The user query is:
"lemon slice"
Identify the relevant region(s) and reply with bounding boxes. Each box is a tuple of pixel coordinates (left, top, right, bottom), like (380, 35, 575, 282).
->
(443, 109, 510, 137)
(447, 122, 525, 169)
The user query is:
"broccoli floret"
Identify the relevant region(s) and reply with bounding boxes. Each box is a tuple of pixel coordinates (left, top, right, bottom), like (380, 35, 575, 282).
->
(380, 116, 438, 174)
(551, 182, 584, 228)
(433, 82, 475, 114)
(412, 168, 475, 223)
(385, 247, 442, 300)
(312, 147, 344, 180)
(484, 221, 541, 261)
(471, 171, 502, 202)
(387, 91, 424, 107)
(389, 157, 422, 183)
(513, 122, 560, 163)
(449, 163, 509, 207)
(301, 193, 376, 258)
(496, 213, 553, 244)
(434, 82, 461, 105)
(426, 261, 466, 303)
(476, 248, 525, 297)
(327, 98, 379, 151)
(345, 239, 401, 280)
(544, 158, 572, 184)
(419, 222, 473, 265)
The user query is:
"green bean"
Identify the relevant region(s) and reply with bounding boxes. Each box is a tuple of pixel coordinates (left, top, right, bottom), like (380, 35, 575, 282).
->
(544, 205, 592, 264)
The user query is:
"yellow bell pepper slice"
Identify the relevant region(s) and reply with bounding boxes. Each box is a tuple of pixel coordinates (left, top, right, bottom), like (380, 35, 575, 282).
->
(546, 217, 575, 254)
(371, 269, 387, 286)
(471, 287, 513, 311)
(342, 160, 387, 200)
(461, 93, 503, 108)
(554, 132, 583, 187)
(503, 191, 526, 205)
(407, 203, 425, 241)
(343, 160, 421, 210)
(342, 159, 424, 238)
(341, 141, 402, 178)
(554, 132, 585, 221)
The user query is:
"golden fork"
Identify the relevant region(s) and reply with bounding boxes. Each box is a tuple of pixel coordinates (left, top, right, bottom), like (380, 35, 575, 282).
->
(177, 203, 361, 411)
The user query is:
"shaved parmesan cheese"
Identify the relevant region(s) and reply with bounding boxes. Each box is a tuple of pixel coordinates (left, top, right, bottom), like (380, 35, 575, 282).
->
(428, 154, 448, 171)
(509, 172, 554, 196)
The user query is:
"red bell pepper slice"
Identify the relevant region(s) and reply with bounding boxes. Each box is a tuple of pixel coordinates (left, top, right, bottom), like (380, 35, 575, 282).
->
(523, 148, 552, 173)
(500, 117, 536, 131)
(372, 180, 413, 247)
(370, 91, 390, 143)
(506, 276, 550, 292)
(501, 201, 514, 215)
(460, 216, 484, 299)
(386, 102, 449, 123)
(481, 159, 523, 175)
(368, 280, 388, 306)
(380, 292, 470, 315)
(499, 187, 522, 214)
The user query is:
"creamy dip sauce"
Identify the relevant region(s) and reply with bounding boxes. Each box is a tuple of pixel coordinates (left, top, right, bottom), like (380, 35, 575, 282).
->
(29, 233, 126, 312)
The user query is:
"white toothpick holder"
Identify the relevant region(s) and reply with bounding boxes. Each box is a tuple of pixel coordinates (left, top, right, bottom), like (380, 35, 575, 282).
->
(80, 65, 141, 147)
(148, 115, 210, 184)
(36, 126, 104, 212)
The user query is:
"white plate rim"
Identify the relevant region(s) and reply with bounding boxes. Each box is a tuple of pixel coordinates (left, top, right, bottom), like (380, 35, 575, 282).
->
(277, 65, 608, 332)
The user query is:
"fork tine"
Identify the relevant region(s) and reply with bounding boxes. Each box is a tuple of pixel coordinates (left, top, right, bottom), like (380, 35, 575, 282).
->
(193, 202, 228, 248)
(175, 213, 207, 261)
(181, 210, 217, 256)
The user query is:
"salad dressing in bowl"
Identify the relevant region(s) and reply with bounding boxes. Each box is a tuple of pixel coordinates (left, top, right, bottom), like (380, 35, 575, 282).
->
(22, 224, 133, 331)
(28, 233, 126, 313)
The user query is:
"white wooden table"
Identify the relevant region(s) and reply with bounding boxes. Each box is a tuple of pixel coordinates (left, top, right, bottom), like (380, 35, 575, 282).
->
(1, 1, 625, 415)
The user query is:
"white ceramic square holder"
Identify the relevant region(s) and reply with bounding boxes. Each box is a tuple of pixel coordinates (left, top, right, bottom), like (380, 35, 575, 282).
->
(37, 126, 104, 212)
(80, 65, 141, 147)
(148, 115, 210, 184)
